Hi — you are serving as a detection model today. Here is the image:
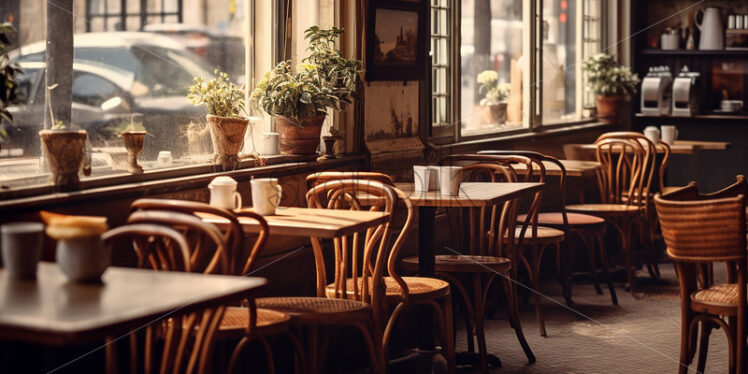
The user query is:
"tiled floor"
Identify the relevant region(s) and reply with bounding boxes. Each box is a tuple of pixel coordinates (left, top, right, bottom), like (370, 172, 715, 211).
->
(456, 264, 729, 373)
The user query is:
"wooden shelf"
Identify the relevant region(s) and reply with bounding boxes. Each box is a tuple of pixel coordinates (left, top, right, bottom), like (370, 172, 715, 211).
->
(635, 113, 748, 120)
(640, 49, 748, 57)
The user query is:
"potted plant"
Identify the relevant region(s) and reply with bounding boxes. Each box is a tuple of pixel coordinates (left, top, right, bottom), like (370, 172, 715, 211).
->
(38, 83, 90, 190)
(477, 70, 510, 124)
(118, 113, 147, 174)
(251, 26, 362, 155)
(188, 70, 248, 170)
(0, 23, 22, 152)
(583, 53, 640, 124)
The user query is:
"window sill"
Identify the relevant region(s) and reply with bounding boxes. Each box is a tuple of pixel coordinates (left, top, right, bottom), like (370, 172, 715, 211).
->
(429, 120, 613, 150)
(0, 155, 365, 212)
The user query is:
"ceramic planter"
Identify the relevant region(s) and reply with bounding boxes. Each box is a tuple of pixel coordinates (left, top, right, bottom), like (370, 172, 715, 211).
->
(119, 131, 146, 174)
(206, 115, 249, 170)
(488, 102, 508, 124)
(596, 95, 624, 124)
(39, 129, 90, 190)
(275, 115, 325, 155)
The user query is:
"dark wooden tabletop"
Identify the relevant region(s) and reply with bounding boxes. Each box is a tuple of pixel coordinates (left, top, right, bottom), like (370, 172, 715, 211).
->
(0, 262, 266, 346)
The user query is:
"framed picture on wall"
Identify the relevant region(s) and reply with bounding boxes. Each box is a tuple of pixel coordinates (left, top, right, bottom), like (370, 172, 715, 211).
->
(365, 1, 427, 81)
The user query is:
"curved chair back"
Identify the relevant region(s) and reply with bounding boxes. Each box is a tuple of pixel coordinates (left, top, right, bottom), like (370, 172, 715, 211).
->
(595, 132, 658, 205)
(127, 210, 230, 274)
(131, 198, 269, 276)
(102, 223, 227, 374)
(306, 179, 405, 321)
(307, 171, 395, 190)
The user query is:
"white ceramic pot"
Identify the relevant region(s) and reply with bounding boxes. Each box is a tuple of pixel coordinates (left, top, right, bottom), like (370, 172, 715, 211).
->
(56, 236, 110, 282)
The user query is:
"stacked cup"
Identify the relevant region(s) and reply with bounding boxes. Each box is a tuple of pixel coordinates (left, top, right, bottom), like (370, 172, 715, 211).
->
(413, 165, 463, 196)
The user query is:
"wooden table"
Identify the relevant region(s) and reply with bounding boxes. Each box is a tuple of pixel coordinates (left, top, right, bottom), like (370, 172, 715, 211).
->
(390, 182, 545, 277)
(200, 206, 390, 238)
(570, 139, 731, 155)
(0, 262, 266, 346)
(509, 159, 601, 177)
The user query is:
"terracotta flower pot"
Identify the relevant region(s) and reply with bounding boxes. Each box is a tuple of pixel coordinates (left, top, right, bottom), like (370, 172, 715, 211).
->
(206, 115, 249, 170)
(39, 130, 89, 191)
(275, 115, 325, 155)
(119, 131, 146, 174)
(596, 95, 624, 124)
(488, 102, 508, 124)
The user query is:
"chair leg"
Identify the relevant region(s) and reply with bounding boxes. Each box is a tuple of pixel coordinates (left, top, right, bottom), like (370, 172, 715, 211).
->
(441, 295, 456, 374)
(580, 234, 603, 295)
(696, 321, 713, 374)
(610, 217, 637, 294)
(472, 274, 489, 373)
(556, 241, 575, 308)
(530, 244, 549, 337)
(502, 275, 536, 364)
(595, 233, 618, 305)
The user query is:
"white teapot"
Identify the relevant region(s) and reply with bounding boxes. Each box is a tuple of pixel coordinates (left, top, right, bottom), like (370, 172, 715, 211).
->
(208, 176, 242, 211)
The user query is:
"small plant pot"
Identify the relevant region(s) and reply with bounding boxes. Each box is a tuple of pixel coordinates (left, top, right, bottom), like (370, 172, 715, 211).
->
(319, 135, 338, 160)
(119, 131, 146, 174)
(275, 115, 325, 155)
(206, 115, 249, 170)
(596, 95, 624, 124)
(39, 129, 88, 191)
(488, 102, 508, 124)
(56, 235, 111, 282)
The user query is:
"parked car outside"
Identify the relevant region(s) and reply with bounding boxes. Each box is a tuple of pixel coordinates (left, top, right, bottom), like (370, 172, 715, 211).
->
(5, 32, 210, 159)
(143, 23, 246, 83)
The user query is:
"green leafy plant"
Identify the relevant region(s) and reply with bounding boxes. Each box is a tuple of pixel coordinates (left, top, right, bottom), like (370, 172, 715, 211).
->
(476, 70, 510, 106)
(0, 22, 22, 138)
(583, 53, 640, 97)
(187, 70, 246, 118)
(250, 26, 362, 126)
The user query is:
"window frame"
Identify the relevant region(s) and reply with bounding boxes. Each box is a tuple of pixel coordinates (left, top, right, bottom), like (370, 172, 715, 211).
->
(428, 0, 607, 144)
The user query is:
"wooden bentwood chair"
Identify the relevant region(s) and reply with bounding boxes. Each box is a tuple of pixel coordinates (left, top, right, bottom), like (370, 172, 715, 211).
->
(479, 151, 618, 331)
(567, 133, 661, 293)
(306, 172, 455, 371)
(129, 199, 298, 374)
(401, 155, 536, 372)
(255, 179, 414, 374)
(102, 221, 231, 374)
(655, 193, 746, 374)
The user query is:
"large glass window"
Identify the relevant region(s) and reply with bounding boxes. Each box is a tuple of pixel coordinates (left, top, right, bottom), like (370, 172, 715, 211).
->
(430, 0, 604, 140)
(0, 0, 263, 189)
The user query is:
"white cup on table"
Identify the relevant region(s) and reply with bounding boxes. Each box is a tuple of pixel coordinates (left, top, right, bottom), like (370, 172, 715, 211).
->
(643, 126, 660, 144)
(414, 166, 439, 192)
(251, 178, 282, 216)
(661, 125, 678, 145)
(439, 166, 463, 196)
(1, 222, 44, 279)
(208, 176, 242, 211)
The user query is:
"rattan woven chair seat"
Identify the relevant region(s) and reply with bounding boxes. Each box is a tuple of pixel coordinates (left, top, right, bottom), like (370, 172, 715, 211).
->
(217, 307, 292, 338)
(256, 297, 371, 325)
(690, 283, 744, 315)
(566, 203, 641, 217)
(325, 276, 450, 302)
(518, 212, 605, 226)
(402, 255, 511, 273)
(507, 226, 564, 244)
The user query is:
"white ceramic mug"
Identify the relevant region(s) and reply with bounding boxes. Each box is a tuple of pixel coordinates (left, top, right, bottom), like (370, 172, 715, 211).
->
(56, 235, 111, 282)
(1, 222, 44, 279)
(251, 178, 282, 216)
(643, 126, 660, 144)
(661, 125, 678, 145)
(209, 176, 242, 211)
(262, 132, 280, 155)
(439, 166, 463, 196)
(413, 166, 435, 192)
